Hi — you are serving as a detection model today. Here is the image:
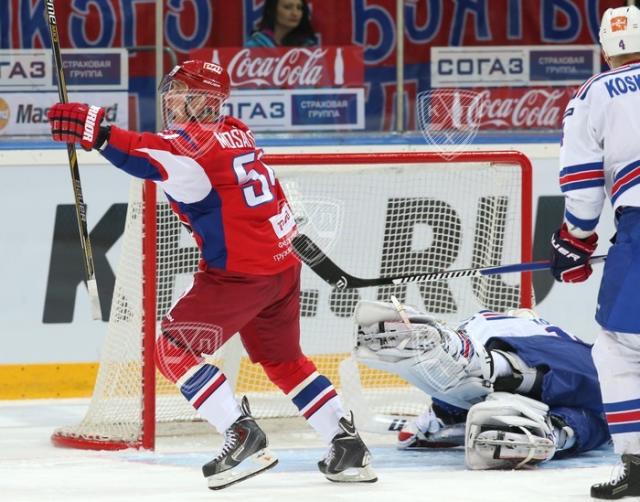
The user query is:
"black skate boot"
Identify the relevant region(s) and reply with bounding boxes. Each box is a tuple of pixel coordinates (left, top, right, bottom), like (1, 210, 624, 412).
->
(591, 454, 640, 499)
(318, 412, 377, 483)
(202, 396, 278, 490)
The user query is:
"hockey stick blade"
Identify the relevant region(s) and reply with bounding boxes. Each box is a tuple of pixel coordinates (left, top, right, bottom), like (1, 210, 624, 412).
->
(292, 234, 607, 289)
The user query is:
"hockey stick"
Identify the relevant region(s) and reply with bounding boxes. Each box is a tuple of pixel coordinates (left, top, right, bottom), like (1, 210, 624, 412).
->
(291, 234, 607, 289)
(338, 356, 465, 443)
(45, 0, 101, 320)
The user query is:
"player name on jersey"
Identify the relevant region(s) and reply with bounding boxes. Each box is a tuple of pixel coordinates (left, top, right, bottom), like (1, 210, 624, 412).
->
(213, 127, 256, 149)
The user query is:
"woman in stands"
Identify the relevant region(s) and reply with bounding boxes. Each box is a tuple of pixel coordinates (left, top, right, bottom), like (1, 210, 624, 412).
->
(246, 0, 318, 47)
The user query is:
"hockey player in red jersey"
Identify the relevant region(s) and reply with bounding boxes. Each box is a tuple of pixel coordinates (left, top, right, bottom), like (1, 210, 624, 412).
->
(47, 60, 376, 489)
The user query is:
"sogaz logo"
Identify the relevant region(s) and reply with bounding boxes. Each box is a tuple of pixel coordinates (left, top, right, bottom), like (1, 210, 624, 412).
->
(0, 98, 10, 131)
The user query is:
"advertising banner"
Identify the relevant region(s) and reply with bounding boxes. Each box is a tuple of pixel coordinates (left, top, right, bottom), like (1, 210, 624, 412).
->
(191, 47, 366, 131)
(425, 87, 575, 131)
(0, 91, 128, 136)
(192, 46, 364, 89)
(0, 48, 128, 91)
(0, 1, 622, 131)
(0, 48, 128, 136)
(225, 88, 365, 131)
(431, 45, 600, 88)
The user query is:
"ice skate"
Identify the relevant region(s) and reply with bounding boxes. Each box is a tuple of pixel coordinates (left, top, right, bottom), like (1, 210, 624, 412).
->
(591, 454, 640, 499)
(202, 396, 278, 490)
(318, 412, 377, 483)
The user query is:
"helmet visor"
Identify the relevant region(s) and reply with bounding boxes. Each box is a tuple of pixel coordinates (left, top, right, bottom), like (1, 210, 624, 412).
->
(159, 78, 227, 156)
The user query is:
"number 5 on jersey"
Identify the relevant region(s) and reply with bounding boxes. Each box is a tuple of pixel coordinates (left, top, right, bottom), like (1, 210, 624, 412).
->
(233, 152, 276, 207)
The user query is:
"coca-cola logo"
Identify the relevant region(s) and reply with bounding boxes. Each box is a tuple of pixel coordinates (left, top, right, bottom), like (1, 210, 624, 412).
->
(464, 88, 573, 129)
(226, 48, 328, 88)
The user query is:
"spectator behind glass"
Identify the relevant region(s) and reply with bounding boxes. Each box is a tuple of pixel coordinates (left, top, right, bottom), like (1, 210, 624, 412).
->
(246, 0, 318, 47)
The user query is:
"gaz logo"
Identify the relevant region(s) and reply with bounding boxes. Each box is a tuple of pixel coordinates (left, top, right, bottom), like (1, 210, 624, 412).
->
(0, 52, 51, 90)
(431, 48, 529, 88)
(436, 55, 524, 78)
(0, 98, 10, 131)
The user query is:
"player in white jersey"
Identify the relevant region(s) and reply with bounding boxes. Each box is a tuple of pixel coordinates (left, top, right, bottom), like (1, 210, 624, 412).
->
(353, 300, 609, 471)
(549, 6, 640, 499)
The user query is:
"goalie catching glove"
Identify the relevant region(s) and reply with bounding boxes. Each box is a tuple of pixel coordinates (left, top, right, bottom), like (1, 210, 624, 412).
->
(465, 392, 575, 470)
(47, 103, 108, 151)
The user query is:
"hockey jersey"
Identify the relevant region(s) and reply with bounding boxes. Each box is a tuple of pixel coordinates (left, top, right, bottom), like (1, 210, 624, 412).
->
(560, 61, 640, 235)
(451, 311, 610, 454)
(101, 116, 299, 275)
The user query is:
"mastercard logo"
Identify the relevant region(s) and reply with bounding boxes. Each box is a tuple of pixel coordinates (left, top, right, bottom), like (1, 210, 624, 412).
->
(0, 98, 9, 131)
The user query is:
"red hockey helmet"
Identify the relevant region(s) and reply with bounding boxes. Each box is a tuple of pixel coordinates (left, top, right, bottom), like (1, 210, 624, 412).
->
(161, 60, 231, 99)
(159, 60, 232, 156)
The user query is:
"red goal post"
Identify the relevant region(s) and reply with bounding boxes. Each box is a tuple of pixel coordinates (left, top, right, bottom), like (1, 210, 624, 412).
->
(51, 150, 533, 451)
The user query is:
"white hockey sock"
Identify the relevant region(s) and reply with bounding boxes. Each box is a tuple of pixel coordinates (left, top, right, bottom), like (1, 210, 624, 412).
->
(288, 372, 346, 443)
(178, 363, 241, 433)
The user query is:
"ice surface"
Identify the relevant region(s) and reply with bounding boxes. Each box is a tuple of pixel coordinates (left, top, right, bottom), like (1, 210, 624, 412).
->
(0, 399, 618, 502)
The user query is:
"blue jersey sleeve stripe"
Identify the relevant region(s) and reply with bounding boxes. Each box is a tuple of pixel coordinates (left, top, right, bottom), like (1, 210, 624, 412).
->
(608, 422, 640, 435)
(560, 179, 605, 193)
(612, 175, 640, 205)
(560, 162, 604, 177)
(604, 398, 640, 413)
(614, 159, 640, 181)
(564, 210, 600, 231)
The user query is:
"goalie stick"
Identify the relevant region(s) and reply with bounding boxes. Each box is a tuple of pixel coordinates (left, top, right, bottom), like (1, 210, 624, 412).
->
(45, 0, 101, 320)
(291, 234, 607, 289)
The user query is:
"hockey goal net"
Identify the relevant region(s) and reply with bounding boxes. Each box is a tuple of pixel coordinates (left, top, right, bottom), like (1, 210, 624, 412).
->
(52, 151, 533, 450)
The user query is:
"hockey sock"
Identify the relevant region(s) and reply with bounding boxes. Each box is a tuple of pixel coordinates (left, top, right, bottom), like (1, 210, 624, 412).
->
(288, 371, 346, 443)
(178, 363, 241, 433)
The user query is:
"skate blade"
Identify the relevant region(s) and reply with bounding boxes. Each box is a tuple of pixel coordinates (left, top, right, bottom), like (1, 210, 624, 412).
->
(207, 448, 278, 490)
(325, 464, 378, 483)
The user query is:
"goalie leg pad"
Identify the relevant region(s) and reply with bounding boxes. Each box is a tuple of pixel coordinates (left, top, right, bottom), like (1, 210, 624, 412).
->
(354, 300, 493, 409)
(465, 392, 556, 470)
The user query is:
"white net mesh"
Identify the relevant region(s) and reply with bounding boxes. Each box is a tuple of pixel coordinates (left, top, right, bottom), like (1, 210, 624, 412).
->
(52, 153, 531, 448)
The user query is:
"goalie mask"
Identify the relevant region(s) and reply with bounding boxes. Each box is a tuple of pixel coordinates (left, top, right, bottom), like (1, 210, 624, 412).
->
(158, 60, 231, 156)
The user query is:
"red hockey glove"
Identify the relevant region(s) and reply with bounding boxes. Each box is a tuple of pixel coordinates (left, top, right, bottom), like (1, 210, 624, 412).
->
(47, 103, 105, 151)
(550, 223, 598, 283)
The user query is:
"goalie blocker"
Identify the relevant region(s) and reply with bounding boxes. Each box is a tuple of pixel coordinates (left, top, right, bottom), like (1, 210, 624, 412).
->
(353, 300, 610, 469)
